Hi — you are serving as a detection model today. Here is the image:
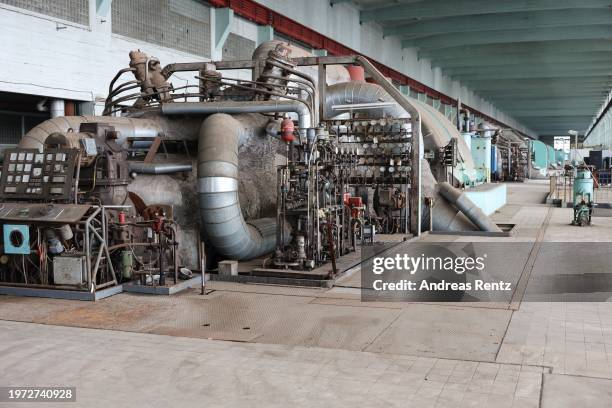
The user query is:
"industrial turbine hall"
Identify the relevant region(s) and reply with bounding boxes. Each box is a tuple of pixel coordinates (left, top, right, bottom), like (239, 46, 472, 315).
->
(2, 1, 612, 407)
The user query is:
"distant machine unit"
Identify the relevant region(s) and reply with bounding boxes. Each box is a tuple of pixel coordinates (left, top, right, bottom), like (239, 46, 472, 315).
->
(587, 150, 612, 170)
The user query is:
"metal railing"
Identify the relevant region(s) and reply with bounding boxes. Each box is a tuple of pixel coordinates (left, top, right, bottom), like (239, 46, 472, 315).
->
(549, 170, 612, 206)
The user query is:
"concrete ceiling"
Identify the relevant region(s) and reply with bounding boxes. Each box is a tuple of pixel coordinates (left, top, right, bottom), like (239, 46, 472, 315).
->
(337, 0, 612, 136)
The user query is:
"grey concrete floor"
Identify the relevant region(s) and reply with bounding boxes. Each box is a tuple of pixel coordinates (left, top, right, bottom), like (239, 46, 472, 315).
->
(0, 180, 611, 407)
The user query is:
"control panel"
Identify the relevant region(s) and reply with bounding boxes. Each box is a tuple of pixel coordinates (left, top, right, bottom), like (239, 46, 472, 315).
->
(0, 148, 78, 201)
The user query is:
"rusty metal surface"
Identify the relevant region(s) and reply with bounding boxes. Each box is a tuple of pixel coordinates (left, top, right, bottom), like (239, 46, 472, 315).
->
(0, 289, 400, 351)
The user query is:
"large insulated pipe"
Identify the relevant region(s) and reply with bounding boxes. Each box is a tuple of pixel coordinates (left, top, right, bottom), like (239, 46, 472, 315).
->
(162, 100, 311, 137)
(19, 115, 163, 151)
(128, 162, 192, 174)
(198, 113, 285, 260)
(437, 182, 502, 233)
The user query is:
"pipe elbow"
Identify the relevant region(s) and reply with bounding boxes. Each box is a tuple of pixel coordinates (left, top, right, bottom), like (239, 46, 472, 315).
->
(198, 113, 286, 260)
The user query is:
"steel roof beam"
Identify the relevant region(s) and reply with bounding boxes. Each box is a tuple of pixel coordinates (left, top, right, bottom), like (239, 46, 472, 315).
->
(520, 120, 594, 126)
(497, 100, 605, 109)
(361, 0, 612, 23)
(473, 84, 607, 91)
(480, 93, 606, 101)
(431, 52, 612, 69)
(509, 109, 598, 117)
(455, 71, 612, 81)
(479, 87, 607, 93)
(419, 40, 612, 60)
(490, 93, 603, 102)
(384, 9, 612, 38)
(464, 78, 609, 88)
(403, 25, 612, 50)
(476, 89, 607, 96)
(446, 61, 612, 77)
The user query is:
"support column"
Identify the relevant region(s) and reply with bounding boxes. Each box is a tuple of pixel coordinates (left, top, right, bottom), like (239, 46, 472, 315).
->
(410, 117, 422, 237)
(257, 25, 273, 46)
(318, 63, 326, 122)
(90, 0, 112, 33)
(456, 99, 462, 131)
(433, 99, 441, 111)
(212, 7, 234, 60)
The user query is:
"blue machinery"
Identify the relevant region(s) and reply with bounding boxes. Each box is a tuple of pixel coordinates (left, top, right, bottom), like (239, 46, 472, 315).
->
(529, 139, 567, 179)
(571, 166, 594, 226)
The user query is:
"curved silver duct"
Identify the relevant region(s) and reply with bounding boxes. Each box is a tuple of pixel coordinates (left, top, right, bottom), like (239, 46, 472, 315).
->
(438, 182, 502, 233)
(421, 160, 476, 232)
(324, 81, 406, 120)
(162, 100, 311, 138)
(19, 115, 163, 151)
(198, 113, 286, 260)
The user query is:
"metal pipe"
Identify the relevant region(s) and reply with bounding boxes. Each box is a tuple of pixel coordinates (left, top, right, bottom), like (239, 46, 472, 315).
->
(437, 182, 502, 232)
(198, 113, 291, 260)
(50, 99, 65, 118)
(128, 162, 192, 174)
(162, 100, 312, 136)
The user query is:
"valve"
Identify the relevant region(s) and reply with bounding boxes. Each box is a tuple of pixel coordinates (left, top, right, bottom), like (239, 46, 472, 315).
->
(280, 117, 295, 143)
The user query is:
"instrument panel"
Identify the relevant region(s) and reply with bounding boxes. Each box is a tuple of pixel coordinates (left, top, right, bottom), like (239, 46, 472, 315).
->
(0, 148, 78, 201)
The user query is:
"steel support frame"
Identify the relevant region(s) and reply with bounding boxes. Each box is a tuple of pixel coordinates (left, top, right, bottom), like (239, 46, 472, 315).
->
(0, 205, 117, 296)
(212, 7, 234, 60)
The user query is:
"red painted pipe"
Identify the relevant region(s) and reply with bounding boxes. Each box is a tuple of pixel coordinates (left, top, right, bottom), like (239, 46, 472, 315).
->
(346, 65, 365, 82)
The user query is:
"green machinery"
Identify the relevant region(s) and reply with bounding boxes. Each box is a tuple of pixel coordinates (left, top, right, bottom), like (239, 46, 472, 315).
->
(571, 166, 594, 226)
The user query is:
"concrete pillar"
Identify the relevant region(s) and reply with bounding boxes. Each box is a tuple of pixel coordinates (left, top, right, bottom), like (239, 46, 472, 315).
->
(212, 7, 234, 60)
(257, 25, 273, 46)
(50, 99, 65, 118)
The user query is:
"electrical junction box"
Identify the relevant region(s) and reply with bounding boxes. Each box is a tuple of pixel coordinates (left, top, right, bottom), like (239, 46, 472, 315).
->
(3, 224, 30, 254)
(53, 256, 86, 286)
